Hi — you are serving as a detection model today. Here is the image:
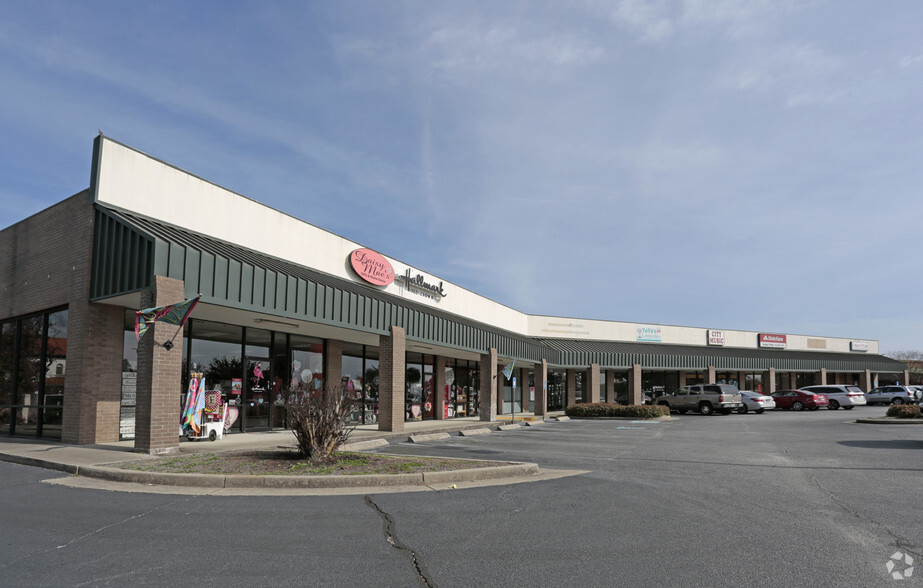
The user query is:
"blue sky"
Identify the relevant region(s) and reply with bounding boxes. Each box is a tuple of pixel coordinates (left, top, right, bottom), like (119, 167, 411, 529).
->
(2, 1, 921, 354)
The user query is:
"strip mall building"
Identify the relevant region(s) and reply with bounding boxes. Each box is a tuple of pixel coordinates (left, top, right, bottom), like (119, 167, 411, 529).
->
(0, 136, 908, 453)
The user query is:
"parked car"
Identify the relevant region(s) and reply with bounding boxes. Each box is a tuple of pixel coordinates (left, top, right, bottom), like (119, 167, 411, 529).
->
(800, 385, 866, 410)
(737, 390, 775, 414)
(655, 384, 743, 415)
(907, 385, 923, 402)
(865, 386, 919, 405)
(771, 389, 828, 411)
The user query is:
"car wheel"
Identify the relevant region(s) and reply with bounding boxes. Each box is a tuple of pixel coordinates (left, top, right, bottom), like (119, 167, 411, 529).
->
(828, 400, 840, 410)
(699, 402, 714, 416)
(677, 409, 688, 414)
(755, 408, 765, 414)
(792, 401, 804, 411)
(209, 430, 217, 442)
(891, 398, 904, 405)
(737, 404, 748, 414)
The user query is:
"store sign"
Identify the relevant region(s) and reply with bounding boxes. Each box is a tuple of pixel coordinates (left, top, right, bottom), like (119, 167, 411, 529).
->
(850, 341, 870, 352)
(636, 326, 662, 342)
(759, 333, 787, 349)
(707, 330, 725, 346)
(349, 248, 395, 286)
(396, 268, 447, 300)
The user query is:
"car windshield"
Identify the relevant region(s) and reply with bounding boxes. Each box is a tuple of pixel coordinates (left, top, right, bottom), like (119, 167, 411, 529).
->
(846, 387, 863, 393)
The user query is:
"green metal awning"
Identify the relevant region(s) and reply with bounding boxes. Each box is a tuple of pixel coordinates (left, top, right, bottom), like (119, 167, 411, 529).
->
(535, 338, 906, 373)
(89, 205, 548, 363)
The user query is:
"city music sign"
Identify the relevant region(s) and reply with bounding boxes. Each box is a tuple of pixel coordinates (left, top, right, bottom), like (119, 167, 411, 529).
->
(707, 330, 726, 346)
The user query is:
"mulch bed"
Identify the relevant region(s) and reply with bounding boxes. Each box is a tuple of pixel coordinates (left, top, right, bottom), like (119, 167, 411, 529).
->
(115, 450, 505, 476)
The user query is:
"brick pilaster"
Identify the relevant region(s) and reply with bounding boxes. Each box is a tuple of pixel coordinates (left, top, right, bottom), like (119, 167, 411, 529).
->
(134, 276, 186, 454)
(587, 364, 600, 404)
(566, 369, 576, 407)
(434, 355, 446, 420)
(479, 349, 498, 422)
(534, 359, 547, 416)
(628, 364, 642, 405)
(378, 327, 405, 432)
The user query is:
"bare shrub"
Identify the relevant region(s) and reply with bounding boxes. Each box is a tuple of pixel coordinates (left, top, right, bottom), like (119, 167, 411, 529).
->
(285, 384, 360, 461)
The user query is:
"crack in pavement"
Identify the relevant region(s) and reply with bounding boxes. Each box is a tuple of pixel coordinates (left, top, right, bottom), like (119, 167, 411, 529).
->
(811, 476, 920, 559)
(365, 495, 437, 587)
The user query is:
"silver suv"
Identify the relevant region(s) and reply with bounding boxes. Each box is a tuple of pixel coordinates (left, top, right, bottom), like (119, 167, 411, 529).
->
(865, 386, 919, 405)
(800, 385, 866, 410)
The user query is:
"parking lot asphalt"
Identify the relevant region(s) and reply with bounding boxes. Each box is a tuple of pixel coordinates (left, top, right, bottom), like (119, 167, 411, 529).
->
(0, 413, 580, 494)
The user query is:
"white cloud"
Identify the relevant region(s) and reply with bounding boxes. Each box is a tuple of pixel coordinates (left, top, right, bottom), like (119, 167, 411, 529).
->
(899, 54, 923, 68)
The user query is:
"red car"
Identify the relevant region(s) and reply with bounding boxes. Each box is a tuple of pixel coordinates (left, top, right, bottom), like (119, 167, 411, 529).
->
(771, 389, 829, 411)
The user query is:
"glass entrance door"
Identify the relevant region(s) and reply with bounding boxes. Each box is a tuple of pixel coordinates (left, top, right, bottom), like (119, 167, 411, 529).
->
(244, 358, 271, 430)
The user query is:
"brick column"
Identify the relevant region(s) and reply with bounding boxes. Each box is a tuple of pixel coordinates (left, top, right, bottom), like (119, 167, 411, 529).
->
(134, 276, 186, 455)
(678, 372, 687, 387)
(858, 369, 872, 392)
(566, 369, 577, 407)
(789, 372, 798, 389)
(434, 356, 446, 420)
(903, 370, 910, 385)
(763, 368, 776, 394)
(534, 359, 548, 416)
(587, 364, 600, 403)
(378, 326, 405, 432)
(324, 339, 343, 388)
(819, 368, 827, 385)
(628, 364, 642, 405)
(707, 366, 716, 385)
(519, 366, 529, 413)
(479, 348, 498, 422)
(738, 371, 747, 390)
(605, 369, 615, 403)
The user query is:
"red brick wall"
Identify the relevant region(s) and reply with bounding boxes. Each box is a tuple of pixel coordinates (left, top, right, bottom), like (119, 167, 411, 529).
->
(0, 192, 125, 444)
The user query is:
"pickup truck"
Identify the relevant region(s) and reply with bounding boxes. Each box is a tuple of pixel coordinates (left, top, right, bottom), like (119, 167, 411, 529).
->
(655, 384, 744, 415)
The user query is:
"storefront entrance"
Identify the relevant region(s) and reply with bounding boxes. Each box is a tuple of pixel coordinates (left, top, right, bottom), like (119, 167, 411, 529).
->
(244, 358, 271, 430)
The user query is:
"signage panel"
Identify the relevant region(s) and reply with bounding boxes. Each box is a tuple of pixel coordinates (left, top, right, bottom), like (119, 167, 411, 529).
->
(850, 341, 869, 352)
(349, 248, 395, 286)
(636, 326, 662, 342)
(759, 333, 787, 349)
(707, 330, 725, 346)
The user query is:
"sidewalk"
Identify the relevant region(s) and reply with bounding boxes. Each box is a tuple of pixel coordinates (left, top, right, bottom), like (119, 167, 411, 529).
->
(0, 412, 569, 493)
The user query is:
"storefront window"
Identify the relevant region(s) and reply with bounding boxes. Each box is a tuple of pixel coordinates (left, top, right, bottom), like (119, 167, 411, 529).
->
(548, 370, 566, 411)
(423, 356, 435, 419)
(612, 371, 628, 404)
(187, 320, 243, 432)
(15, 315, 44, 436)
(41, 310, 67, 438)
(405, 353, 423, 421)
(0, 321, 15, 425)
(342, 343, 364, 424)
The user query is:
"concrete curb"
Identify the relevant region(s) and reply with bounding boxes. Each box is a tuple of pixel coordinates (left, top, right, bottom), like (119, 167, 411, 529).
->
(498, 424, 522, 431)
(458, 428, 491, 436)
(524, 420, 545, 426)
(0, 454, 79, 475)
(855, 418, 923, 425)
(68, 461, 540, 488)
(342, 438, 390, 451)
(408, 433, 452, 443)
(555, 416, 570, 421)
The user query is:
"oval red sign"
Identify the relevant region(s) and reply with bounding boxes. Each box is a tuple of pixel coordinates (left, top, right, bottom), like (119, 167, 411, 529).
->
(349, 248, 395, 286)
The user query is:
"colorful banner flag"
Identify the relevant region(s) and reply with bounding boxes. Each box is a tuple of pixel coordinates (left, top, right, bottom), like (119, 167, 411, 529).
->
(135, 295, 201, 341)
(502, 360, 515, 380)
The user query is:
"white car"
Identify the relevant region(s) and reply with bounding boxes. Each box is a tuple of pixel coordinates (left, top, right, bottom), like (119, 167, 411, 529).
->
(737, 390, 776, 414)
(800, 385, 867, 410)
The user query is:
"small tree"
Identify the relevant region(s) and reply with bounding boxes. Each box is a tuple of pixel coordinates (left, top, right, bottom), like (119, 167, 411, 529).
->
(285, 383, 359, 461)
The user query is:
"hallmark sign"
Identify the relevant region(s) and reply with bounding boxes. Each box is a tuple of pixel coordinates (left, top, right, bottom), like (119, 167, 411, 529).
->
(850, 341, 869, 352)
(396, 269, 447, 301)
